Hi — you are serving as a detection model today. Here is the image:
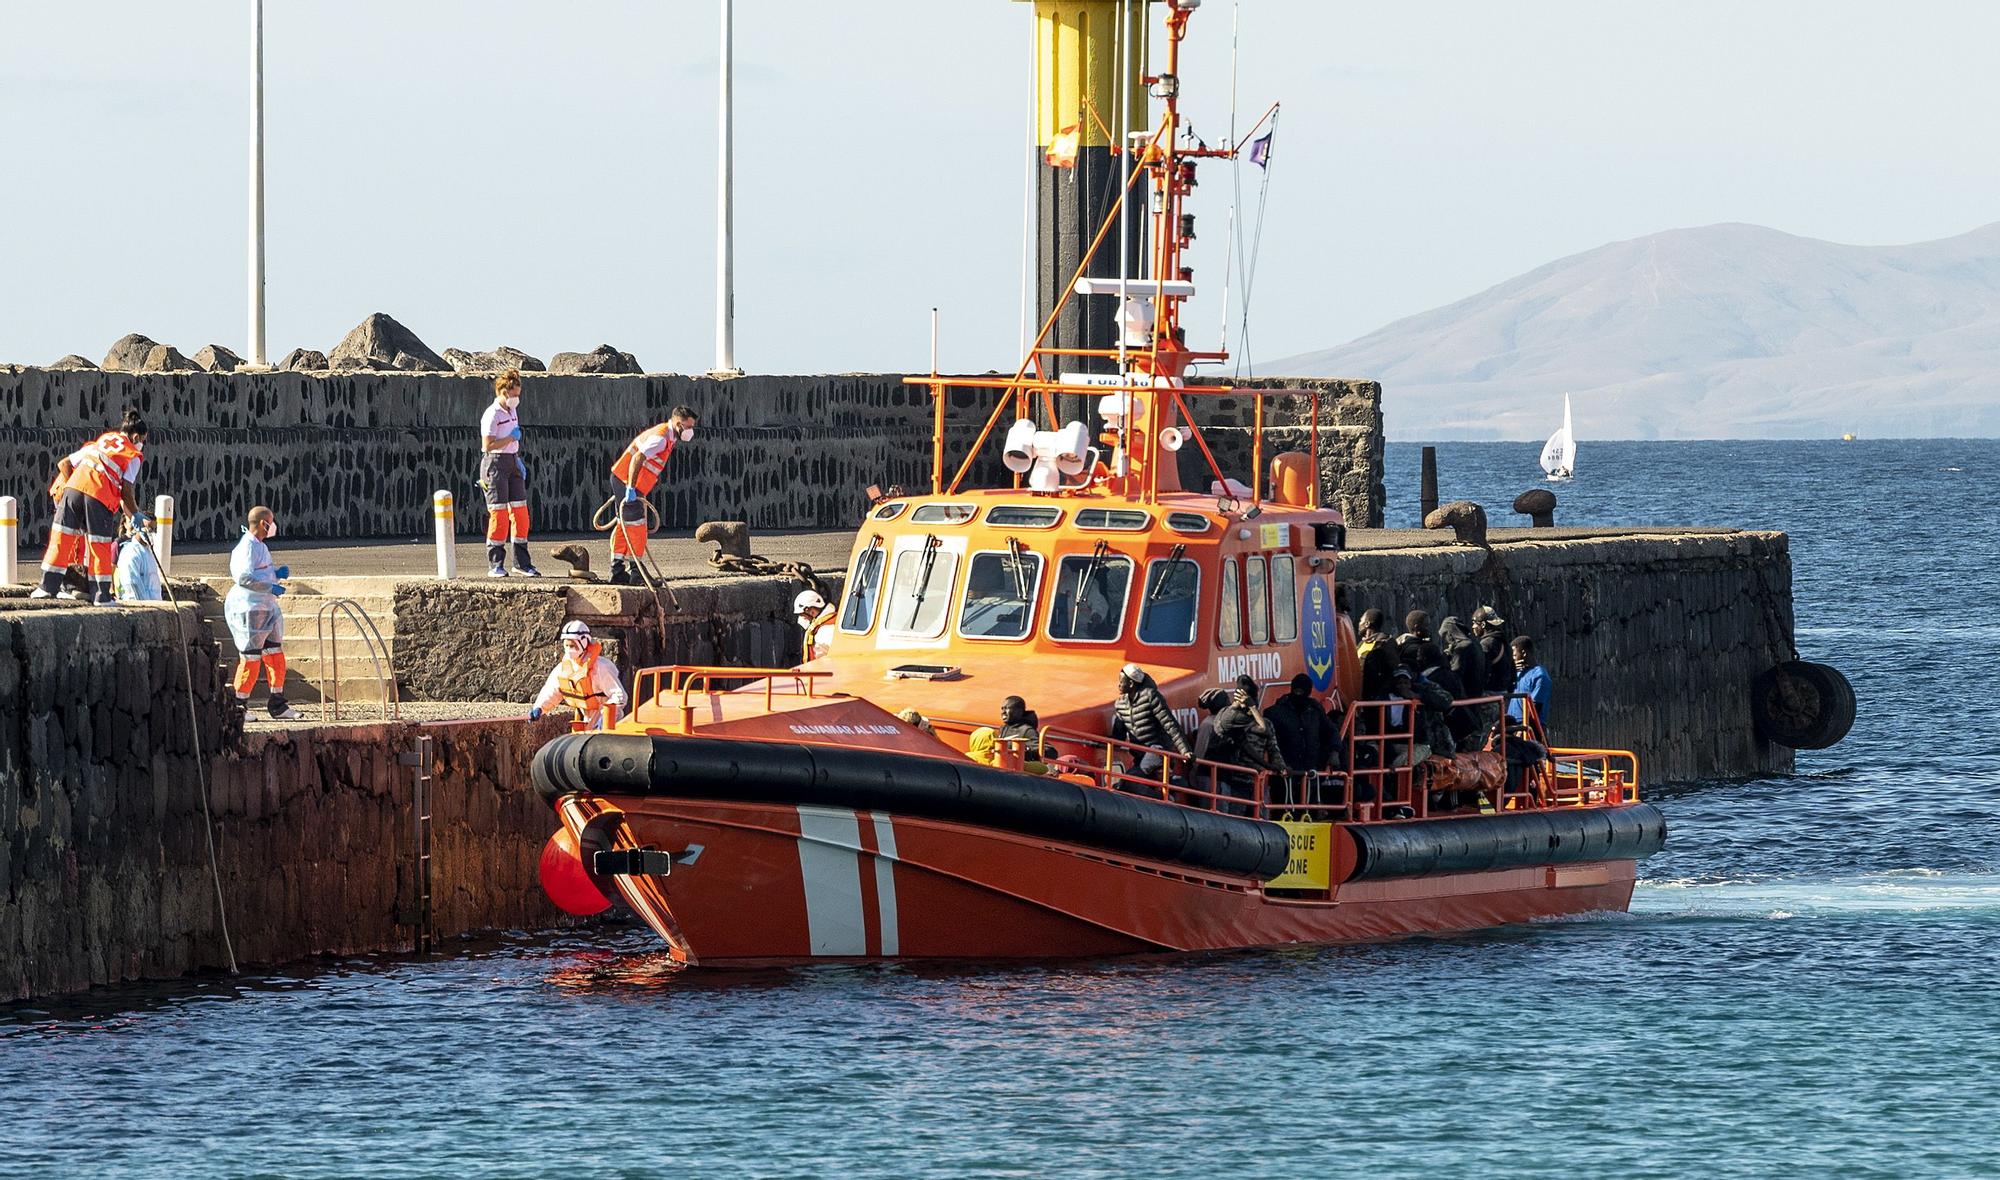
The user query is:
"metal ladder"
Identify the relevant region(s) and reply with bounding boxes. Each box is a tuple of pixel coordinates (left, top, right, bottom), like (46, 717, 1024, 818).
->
(314, 597, 399, 721)
(398, 733, 434, 954)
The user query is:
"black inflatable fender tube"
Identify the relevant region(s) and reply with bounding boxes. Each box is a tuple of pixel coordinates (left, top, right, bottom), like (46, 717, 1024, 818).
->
(1345, 802, 1667, 882)
(533, 732, 1296, 879)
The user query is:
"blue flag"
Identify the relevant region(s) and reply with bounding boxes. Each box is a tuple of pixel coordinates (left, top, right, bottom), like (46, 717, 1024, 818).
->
(1248, 132, 1273, 169)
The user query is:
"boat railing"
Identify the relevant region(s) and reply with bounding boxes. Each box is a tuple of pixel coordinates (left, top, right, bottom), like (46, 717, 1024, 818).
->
(631, 665, 834, 730)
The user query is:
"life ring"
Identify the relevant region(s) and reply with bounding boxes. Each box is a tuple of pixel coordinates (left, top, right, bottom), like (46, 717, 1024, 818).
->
(1751, 660, 1856, 750)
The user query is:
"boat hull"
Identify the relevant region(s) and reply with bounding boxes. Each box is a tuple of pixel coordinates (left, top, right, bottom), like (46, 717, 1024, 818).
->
(554, 795, 1640, 967)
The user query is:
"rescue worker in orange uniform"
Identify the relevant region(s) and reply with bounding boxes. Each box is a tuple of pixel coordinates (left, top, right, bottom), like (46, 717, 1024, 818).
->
(529, 620, 629, 730)
(33, 408, 149, 604)
(607, 405, 698, 585)
(478, 368, 540, 578)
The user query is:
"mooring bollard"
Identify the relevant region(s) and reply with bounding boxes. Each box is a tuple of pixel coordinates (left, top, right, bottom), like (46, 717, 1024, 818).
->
(0, 495, 17, 585)
(433, 490, 457, 579)
(1420, 446, 1439, 522)
(152, 493, 175, 575)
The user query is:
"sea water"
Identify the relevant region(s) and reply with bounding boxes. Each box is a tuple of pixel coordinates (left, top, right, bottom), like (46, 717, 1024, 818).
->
(4, 439, 1997, 1178)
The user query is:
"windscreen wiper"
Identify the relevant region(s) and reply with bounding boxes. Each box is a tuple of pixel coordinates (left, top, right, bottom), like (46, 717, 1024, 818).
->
(1149, 543, 1187, 603)
(907, 534, 942, 629)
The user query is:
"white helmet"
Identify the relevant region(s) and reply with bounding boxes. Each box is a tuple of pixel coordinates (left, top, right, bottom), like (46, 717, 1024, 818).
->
(794, 590, 827, 615)
(560, 620, 593, 644)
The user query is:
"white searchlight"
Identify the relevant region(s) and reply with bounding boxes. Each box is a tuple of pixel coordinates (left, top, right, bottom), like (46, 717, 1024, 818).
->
(1000, 419, 1097, 491)
(1002, 418, 1039, 474)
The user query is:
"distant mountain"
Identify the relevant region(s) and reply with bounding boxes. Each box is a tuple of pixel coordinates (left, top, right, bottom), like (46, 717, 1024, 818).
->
(1270, 222, 2000, 439)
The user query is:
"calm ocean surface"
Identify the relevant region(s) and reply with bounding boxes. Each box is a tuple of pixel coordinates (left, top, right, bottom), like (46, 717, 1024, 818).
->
(6, 439, 1998, 1178)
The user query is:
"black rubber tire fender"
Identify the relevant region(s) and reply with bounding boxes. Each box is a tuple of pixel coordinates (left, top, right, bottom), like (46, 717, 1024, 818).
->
(1752, 660, 1856, 750)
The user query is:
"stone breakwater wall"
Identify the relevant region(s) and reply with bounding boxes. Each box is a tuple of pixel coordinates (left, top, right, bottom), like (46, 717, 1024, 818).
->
(0, 599, 572, 999)
(1183, 379, 1386, 528)
(0, 367, 1385, 543)
(1337, 529, 1796, 783)
(392, 573, 844, 703)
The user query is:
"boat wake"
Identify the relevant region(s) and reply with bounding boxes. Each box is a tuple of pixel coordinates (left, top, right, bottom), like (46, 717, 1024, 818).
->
(1634, 868, 2000, 920)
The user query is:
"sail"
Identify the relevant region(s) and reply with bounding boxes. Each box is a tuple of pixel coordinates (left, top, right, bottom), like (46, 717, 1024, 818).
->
(1540, 395, 1575, 479)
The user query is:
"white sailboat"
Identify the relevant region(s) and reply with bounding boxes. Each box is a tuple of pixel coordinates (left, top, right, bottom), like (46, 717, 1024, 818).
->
(1540, 394, 1576, 481)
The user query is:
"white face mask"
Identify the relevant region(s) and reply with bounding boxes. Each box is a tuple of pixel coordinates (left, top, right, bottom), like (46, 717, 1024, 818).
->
(265, 519, 280, 538)
(563, 639, 585, 658)
(679, 427, 695, 442)
(502, 395, 520, 410)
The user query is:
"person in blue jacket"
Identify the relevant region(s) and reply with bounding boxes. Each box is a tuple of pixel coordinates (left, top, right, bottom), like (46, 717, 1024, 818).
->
(1507, 635, 1552, 733)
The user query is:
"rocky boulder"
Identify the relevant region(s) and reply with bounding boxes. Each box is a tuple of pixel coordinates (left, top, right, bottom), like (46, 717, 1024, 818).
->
(278, 348, 329, 372)
(139, 344, 199, 373)
(193, 345, 243, 373)
(548, 344, 642, 375)
(443, 345, 546, 375)
(47, 354, 98, 371)
(327, 312, 449, 372)
(102, 333, 163, 372)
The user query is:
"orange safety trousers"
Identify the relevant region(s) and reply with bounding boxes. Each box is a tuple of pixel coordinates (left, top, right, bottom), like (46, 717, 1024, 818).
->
(40, 489, 116, 588)
(486, 504, 530, 545)
(609, 499, 649, 558)
(232, 651, 288, 697)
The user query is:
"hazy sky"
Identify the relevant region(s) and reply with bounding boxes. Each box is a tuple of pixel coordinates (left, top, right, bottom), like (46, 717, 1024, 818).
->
(4, 1, 1997, 375)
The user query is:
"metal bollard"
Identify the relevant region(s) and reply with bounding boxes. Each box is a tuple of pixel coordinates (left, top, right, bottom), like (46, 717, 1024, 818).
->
(433, 490, 457, 579)
(0, 495, 16, 585)
(152, 493, 175, 576)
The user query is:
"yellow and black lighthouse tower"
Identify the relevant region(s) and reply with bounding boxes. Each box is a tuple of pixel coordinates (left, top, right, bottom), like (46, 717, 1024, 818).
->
(1025, 1, 1150, 372)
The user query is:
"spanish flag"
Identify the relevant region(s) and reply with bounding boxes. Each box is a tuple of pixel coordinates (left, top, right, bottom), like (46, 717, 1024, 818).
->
(1045, 124, 1080, 170)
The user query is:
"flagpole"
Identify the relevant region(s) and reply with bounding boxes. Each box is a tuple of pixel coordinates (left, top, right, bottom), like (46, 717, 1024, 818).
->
(711, 0, 741, 376)
(248, 0, 266, 367)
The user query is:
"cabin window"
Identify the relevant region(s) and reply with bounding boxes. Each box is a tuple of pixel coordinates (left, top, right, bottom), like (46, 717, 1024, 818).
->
(957, 550, 1044, 640)
(1218, 558, 1242, 647)
(911, 503, 977, 525)
(839, 540, 886, 634)
(1165, 512, 1213, 534)
(871, 501, 907, 521)
(884, 544, 960, 638)
(985, 505, 1062, 529)
(1076, 508, 1152, 531)
(1244, 557, 1271, 645)
(1270, 554, 1298, 643)
(1046, 549, 1133, 643)
(1138, 558, 1201, 646)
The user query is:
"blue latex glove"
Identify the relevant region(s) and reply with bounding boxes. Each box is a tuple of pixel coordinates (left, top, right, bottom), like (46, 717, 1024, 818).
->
(528, 706, 543, 721)
(131, 514, 153, 533)
(271, 584, 287, 597)
(514, 456, 527, 479)
(508, 425, 522, 440)
(622, 486, 640, 503)
(273, 565, 290, 580)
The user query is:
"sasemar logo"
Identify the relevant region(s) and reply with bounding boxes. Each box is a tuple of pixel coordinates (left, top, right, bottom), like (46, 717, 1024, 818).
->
(1302, 575, 1336, 690)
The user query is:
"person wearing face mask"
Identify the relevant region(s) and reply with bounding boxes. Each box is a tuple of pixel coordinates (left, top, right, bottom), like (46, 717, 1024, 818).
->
(478, 369, 540, 578)
(530, 620, 629, 731)
(225, 505, 301, 720)
(608, 405, 699, 586)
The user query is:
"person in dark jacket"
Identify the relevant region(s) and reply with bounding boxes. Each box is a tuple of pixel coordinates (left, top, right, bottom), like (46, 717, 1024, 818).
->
(1197, 683, 1286, 815)
(1357, 608, 1399, 706)
(1111, 663, 1192, 786)
(1438, 615, 1495, 746)
(1265, 673, 1336, 805)
(1472, 605, 1512, 694)
(1398, 609, 1444, 673)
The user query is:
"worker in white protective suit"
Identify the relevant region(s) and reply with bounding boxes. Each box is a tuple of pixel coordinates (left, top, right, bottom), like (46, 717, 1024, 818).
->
(530, 620, 629, 730)
(795, 589, 834, 661)
(112, 517, 164, 602)
(226, 505, 301, 720)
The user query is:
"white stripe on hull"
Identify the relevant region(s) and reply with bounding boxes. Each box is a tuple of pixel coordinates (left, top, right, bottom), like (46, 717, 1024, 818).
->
(795, 806, 866, 956)
(871, 812, 899, 956)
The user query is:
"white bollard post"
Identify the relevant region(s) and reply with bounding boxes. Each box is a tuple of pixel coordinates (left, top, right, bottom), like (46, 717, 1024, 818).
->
(0, 495, 17, 585)
(152, 493, 175, 576)
(433, 490, 457, 579)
